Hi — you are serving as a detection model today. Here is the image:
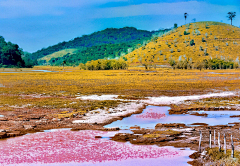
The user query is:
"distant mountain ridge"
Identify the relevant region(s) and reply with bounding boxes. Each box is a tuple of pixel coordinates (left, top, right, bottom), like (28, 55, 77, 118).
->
(28, 27, 171, 65)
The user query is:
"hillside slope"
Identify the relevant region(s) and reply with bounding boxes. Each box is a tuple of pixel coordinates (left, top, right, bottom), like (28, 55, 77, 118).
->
(125, 22, 240, 68)
(29, 27, 170, 65)
(38, 49, 78, 64)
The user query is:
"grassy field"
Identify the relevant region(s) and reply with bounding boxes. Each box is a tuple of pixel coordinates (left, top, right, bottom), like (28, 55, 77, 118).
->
(0, 66, 240, 118)
(0, 66, 240, 97)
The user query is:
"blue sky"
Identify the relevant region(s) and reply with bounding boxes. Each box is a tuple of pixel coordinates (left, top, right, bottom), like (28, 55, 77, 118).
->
(0, 0, 239, 53)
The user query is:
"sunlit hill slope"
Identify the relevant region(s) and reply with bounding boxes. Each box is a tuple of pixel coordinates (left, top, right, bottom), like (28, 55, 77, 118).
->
(125, 22, 240, 68)
(38, 49, 78, 63)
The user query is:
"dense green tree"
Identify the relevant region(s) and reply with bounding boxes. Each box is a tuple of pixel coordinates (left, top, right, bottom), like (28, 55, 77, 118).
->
(0, 36, 25, 68)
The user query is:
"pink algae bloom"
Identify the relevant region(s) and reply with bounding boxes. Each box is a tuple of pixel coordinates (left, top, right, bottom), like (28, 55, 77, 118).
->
(0, 130, 181, 165)
(136, 112, 166, 119)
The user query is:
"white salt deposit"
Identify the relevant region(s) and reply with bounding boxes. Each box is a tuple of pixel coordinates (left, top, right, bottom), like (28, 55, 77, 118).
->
(73, 102, 144, 124)
(145, 91, 235, 105)
(73, 91, 236, 124)
(76, 95, 119, 100)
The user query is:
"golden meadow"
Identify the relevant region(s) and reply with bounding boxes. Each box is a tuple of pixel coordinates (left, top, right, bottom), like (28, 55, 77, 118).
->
(1, 66, 240, 109)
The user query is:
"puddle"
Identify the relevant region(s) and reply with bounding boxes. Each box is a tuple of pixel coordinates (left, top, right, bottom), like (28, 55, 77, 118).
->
(31, 70, 54, 72)
(0, 129, 194, 166)
(105, 106, 240, 129)
(0, 70, 54, 73)
(207, 72, 237, 75)
(0, 115, 4, 117)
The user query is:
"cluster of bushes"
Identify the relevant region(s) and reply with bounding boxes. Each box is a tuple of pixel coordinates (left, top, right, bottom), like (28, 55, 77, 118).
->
(169, 58, 238, 70)
(79, 58, 128, 70)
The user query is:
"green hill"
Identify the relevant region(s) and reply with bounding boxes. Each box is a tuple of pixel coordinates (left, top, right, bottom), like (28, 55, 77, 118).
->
(29, 27, 171, 66)
(125, 22, 240, 69)
(38, 49, 78, 65)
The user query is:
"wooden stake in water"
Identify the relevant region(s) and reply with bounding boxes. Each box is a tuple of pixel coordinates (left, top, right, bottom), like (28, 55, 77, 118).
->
(214, 130, 216, 145)
(224, 133, 226, 154)
(231, 135, 234, 158)
(199, 131, 202, 152)
(209, 130, 212, 148)
(218, 132, 221, 152)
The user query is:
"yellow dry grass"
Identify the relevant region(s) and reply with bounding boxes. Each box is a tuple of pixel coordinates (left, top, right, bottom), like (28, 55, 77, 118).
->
(126, 21, 240, 66)
(1, 66, 240, 118)
(0, 66, 240, 97)
(143, 130, 181, 138)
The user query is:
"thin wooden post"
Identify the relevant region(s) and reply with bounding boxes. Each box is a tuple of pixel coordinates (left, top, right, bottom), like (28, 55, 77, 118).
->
(224, 133, 226, 154)
(209, 130, 212, 148)
(231, 135, 234, 158)
(199, 131, 202, 152)
(218, 132, 221, 152)
(214, 130, 216, 145)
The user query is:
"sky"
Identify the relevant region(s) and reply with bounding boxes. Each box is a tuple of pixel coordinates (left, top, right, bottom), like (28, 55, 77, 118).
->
(0, 0, 239, 53)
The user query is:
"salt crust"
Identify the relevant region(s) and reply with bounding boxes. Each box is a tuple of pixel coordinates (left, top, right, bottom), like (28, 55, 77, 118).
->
(73, 91, 235, 124)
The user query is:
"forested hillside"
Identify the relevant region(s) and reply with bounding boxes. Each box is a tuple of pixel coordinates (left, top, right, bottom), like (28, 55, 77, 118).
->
(0, 36, 26, 68)
(30, 27, 171, 66)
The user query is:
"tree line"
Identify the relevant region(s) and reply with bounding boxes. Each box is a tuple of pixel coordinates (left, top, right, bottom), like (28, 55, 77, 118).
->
(169, 58, 238, 70)
(79, 58, 128, 70)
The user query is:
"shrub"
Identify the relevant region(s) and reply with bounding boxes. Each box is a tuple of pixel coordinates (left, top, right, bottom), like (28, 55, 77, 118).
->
(202, 37, 206, 42)
(226, 42, 228, 46)
(184, 31, 190, 35)
(190, 39, 195, 46)
(174, 23, 178, 28)
(168, 59, 176, 66)
(159, 50, 163, 55)
(204, 48, 208, 56)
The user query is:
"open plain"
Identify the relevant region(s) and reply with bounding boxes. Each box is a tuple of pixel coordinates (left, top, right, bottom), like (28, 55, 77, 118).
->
(1, 67, 240, 165)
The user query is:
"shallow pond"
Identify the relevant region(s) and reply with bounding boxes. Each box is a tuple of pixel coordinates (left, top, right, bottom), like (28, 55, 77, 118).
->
(0, 129, 194, 166)
(105, 106, 240, 129)
(0, 70, 54, 73)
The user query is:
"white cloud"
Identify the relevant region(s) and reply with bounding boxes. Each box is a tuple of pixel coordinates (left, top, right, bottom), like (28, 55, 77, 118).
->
(91, 1, 239, 18)
(0, 0, 127, 18)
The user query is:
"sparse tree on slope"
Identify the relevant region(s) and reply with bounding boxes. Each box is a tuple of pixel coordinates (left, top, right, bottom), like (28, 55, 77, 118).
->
(227, 12, 236, 25)
(184, 13, 188, 24)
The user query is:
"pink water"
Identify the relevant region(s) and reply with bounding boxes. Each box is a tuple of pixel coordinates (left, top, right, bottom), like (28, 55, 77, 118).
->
(0, 129, 193, 166)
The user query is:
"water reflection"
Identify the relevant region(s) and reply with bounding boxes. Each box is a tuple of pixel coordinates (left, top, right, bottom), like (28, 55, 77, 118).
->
(105, 106, 240, 129)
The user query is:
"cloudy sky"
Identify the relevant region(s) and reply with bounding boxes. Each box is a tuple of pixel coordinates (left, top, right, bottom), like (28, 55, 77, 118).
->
(0, 0, 239, 52)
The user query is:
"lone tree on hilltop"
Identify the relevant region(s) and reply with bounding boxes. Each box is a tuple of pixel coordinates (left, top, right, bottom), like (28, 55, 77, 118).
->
(184, 13, 188, 24)
(227, 12, 236, 25)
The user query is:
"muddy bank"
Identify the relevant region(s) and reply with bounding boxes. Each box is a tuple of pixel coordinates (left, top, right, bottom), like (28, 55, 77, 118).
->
(110, 123, 240, 165)
(0, 92, 238, 142)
